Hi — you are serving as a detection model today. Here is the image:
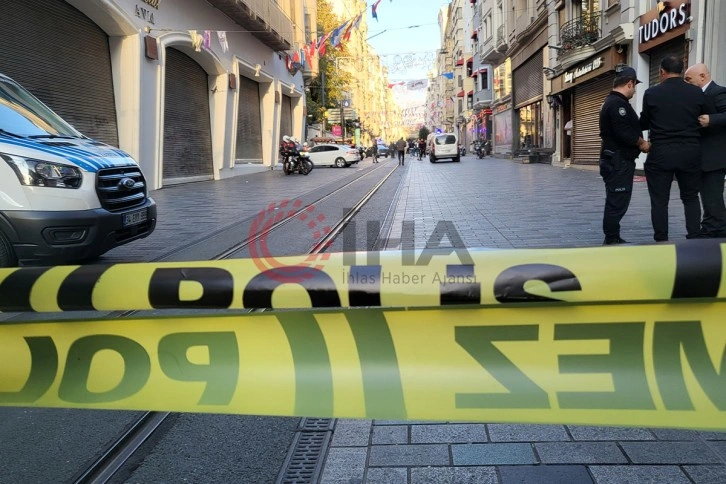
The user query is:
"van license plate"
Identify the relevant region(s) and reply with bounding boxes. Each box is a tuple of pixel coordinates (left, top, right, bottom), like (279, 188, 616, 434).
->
(123, 209, 147, 227)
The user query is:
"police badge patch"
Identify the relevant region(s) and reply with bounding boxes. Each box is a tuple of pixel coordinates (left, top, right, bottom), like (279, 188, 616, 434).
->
(618, 107, 626, 116)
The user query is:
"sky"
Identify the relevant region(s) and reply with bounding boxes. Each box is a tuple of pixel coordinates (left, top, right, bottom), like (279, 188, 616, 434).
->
(338, 0, 447, 82)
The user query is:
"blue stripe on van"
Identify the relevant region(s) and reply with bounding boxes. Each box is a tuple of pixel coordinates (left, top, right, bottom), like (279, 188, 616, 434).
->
(0, 137, 134, 172)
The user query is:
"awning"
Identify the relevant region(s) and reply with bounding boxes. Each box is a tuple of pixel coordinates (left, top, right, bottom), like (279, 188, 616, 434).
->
(471, 70, 479, 77)
(456, 90, 465, 97)
(467, 90, 474, 96)
(455, 58, 464, 66)
(470, 30, 478, 39)
(466, 57, 474, 64)
(478, 67, 488, 74)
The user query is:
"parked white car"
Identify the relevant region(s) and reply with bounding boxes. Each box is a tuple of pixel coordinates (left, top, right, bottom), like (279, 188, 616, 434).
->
(306, 144, 360, 167)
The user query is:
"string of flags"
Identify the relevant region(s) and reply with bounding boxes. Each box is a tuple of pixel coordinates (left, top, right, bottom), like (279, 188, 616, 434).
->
(186, 2, 395, 75)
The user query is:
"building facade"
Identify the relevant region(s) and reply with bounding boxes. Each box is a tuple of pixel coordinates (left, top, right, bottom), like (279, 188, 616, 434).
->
(327, 0, 403, 145)
(1, 0, 316, 189)
(546, 0, 724, 168)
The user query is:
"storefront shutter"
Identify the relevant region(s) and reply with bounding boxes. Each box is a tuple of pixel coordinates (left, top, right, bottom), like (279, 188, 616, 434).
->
(513, 50, 544, 108)
(572, 74, 614, 165)
(0, 0, 118, 146)
(163, 48, 213, 183)
(648, 36, 688, 86)
(280, 95, 293, 142)
(235, 76, 263, 163)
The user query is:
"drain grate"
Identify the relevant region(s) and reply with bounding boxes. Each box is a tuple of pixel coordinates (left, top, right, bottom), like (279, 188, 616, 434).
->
(300, 418, 335, 432)
(276, 419, 335, 484)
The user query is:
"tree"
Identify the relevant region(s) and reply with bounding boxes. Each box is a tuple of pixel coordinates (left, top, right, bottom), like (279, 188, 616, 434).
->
(418, 126, 431, 140)
(306, 0, 353, 125)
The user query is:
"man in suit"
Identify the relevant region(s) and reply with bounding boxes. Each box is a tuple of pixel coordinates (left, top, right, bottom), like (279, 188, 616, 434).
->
(640, 56, 708, 242)
(685, 63, 726, 238)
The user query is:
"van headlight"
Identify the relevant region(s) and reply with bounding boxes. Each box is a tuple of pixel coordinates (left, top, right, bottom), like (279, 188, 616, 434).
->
(1, 154, 83, 189)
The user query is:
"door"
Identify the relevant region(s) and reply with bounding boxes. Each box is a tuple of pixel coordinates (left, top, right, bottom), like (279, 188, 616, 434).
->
(280, 95, 293, 142)
(163, 47, 213, 183)
(235, 75, 263, 163)
(572, 74, 613, 165)
(0, 0, 118, 146)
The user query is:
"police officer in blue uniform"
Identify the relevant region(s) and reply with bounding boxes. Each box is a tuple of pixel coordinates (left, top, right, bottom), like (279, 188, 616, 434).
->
(598, 65, 650, 245)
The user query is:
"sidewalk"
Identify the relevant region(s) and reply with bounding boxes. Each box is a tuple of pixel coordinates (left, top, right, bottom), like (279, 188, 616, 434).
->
(319, 155, 726, 484)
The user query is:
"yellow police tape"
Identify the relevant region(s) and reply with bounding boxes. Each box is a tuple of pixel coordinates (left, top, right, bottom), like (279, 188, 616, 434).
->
(1, 302, 725, 430)
(0, 241, 724, 312)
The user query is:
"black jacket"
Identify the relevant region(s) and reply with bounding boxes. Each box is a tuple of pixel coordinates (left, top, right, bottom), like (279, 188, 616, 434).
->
(701, 81, 726, 172)
(599, 91, 642, 160)
(639, 77, 707, 143)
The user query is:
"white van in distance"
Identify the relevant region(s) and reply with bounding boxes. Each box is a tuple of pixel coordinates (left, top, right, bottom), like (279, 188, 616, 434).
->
(428, 132, 460, 163)
(0, 74, 156, 267)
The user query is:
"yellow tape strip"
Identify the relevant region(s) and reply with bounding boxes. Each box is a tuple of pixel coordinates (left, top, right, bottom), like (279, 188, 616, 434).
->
(1, 302, 724, 430)
(0, 242, 724, 312)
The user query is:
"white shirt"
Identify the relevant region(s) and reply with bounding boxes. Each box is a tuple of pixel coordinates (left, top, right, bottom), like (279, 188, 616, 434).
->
(702, 80, 713, 92)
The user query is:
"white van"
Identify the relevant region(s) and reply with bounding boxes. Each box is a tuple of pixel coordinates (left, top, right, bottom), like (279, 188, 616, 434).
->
(0, 74, 156, 267)
(428, 132, 460, 163)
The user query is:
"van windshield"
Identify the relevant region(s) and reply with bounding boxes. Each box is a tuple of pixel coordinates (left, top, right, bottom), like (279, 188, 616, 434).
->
(0, 78, 83, 138)
(435, 135, 457, 145)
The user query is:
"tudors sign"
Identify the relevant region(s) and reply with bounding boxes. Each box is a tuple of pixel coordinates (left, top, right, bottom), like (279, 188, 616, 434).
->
(638, 0, 691, 53)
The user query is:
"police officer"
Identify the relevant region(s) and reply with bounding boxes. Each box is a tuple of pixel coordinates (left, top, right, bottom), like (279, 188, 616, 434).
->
(640, 55, 708, 242)
(599, 65, 649, 245)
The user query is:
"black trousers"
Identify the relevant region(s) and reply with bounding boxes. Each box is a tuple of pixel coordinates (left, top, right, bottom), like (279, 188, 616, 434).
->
(644, 142, 702, 241)
(701, 168, 726, 237)
(398, 150, 405, 164)
(601, 157, 635, 240)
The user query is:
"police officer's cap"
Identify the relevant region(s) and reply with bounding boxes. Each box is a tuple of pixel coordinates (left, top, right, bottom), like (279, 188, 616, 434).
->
(615, 65, 642, 84)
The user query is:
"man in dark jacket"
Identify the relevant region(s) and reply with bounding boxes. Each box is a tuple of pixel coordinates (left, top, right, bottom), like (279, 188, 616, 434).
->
(598, 66, 650, 245)
(640, 56, 708, 242)
(685, 63, 726, 238)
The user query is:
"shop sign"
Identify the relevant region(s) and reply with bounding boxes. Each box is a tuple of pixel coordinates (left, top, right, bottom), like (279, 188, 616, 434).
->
(564, 57, 603, 84)
(638, 0, 691, 53)
(135, 0, 160, 25)
(495, 104, 510, 114)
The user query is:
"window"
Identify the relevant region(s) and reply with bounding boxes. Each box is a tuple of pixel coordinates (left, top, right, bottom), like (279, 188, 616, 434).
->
(436, 135, 457, 145)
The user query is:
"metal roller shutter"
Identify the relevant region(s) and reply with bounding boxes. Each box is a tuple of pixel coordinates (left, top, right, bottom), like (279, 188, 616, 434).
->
(572, 74, 614, 165)
(0, 0, 118, 146)
(163, 48, 213, 182)
(280, 95, 293, 142)
(513, 50, 544, 108)
(648, 37, 688, 86)
(235, 75, 263, 163)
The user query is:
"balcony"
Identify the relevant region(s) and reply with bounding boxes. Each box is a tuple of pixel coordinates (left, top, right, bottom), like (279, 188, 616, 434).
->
(559, 14, 601, 54)
(207, 0, 293, 51)
(473, 89, 493, 109)
(495, 25, 508, 53)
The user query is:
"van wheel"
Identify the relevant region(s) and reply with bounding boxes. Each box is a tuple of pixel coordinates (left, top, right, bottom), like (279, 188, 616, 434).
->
(0, 231, 17, 268)
(454, 156, 460, 162)
(429, 155, 435, 163)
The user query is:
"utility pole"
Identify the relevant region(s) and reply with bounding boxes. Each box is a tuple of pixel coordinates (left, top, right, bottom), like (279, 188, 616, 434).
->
(321, 68, 326, 132)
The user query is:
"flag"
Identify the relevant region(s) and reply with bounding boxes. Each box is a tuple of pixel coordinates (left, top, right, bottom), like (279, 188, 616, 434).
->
(440, 72, 454, 80)
(330, 20, 349, 48)
(317, 31, 331, 56)
(202, 30, 212, 50)
(217, 31, 229, 53)
(372, 0, 382, 21)
(343, 13, 362, 43)
(189, 30, 202, 52)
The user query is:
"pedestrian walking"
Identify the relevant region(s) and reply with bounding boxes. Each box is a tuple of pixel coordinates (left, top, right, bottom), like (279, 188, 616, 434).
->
(396, 137, 406, 166)
(417, 138, 426, 160)
(389, 142, 397, 160)
(685, 63, 726, 238)
(639, 55, 709, 242)
(372, 143, 379, 163)
(598, 66, 650, 245)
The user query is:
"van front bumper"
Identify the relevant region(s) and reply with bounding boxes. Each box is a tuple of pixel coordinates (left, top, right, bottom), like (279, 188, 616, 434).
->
(2, 198, 157, 265)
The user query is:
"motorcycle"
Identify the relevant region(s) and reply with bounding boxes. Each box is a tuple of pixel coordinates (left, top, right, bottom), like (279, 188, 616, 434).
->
(281, 144, 313, 175)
